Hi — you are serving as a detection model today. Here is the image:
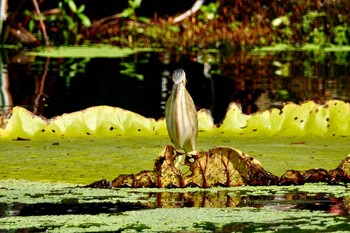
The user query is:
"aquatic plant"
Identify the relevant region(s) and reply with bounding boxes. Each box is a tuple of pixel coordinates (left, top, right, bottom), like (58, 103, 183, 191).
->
(333, 24, 350, 45)
(4, 0, 91, 46)
(198, 2, 220, 23)
(40, 0, 91, 45)
(119, 0, 149, 23)
(120, 62, 144, 81)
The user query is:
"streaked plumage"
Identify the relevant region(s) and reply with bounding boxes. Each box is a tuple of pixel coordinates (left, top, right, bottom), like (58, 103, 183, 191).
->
(165, 68, 198, 153)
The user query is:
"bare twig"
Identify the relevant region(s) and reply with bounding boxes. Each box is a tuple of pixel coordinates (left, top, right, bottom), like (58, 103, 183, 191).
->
(32, 0, 50, 49)
(172, 0, 206, 23)
(33, 57, 50, 115)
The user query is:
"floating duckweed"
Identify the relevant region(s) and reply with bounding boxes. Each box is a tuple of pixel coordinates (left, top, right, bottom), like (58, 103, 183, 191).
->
(296, 183, 350, 198)
(0, 206, 349, 232)
(0, 180, 149, 204)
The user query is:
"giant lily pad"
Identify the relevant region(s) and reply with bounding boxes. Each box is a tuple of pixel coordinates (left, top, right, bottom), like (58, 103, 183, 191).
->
(0, 100, 350, 184)
(1, 136, 349, 184)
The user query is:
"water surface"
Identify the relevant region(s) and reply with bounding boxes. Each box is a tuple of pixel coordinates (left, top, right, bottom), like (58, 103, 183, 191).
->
(0, 180, 349, 232)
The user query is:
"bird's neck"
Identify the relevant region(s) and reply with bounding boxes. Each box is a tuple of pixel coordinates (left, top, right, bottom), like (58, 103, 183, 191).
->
(173, 83, 185, 96)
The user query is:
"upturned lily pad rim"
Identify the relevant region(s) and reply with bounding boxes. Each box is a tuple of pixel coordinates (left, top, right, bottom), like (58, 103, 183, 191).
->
(1, 100, 350, 139)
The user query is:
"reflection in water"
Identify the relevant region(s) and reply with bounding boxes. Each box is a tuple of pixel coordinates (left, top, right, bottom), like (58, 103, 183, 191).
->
(0, 53, 12, 113)
(1, 187, 349, 232)
(1, 50, 350, 123)
(0, 190, 348, 217)
(145, 190, 348, 216)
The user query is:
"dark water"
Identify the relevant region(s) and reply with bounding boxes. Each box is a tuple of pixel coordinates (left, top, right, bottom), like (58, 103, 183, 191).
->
(1, 49, 350, 123)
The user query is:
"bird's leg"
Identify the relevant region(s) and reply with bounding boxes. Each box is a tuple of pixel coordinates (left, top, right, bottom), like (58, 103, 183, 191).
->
(185, 150, 197, 168)
(174, 149, 197, 175)
(174, 150, 185, 170)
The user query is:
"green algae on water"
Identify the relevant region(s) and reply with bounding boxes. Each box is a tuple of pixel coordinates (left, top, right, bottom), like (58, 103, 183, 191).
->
(227, 183, 350, 198)
(0, 179, 149, 205)
(0, 206, 349, 232)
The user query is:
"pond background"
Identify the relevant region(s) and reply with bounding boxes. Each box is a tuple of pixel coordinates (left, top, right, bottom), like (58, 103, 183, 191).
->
(2, 1, 350, 231)
(1, 49, 350, 123)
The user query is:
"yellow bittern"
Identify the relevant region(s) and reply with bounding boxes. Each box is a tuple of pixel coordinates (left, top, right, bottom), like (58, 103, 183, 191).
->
(165, 68, 198, 158)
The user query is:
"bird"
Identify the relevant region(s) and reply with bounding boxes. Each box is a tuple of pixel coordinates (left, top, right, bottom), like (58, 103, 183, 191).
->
(165, 68, 198, 161)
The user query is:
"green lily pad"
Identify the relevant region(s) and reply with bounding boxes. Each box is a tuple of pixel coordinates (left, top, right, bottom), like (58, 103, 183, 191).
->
(252, 44, 350, 52)
(26, 45, 160, 58)
(0, 135, 349, 184)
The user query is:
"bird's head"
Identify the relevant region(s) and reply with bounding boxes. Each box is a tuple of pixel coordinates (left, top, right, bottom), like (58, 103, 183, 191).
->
(172, 68, 187, 85)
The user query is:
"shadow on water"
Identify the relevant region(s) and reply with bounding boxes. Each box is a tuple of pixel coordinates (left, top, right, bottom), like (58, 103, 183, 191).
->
(1, 49, 350, 123)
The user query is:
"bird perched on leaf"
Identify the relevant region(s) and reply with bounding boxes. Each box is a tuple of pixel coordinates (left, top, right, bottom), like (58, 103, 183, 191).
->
(165, 68, 198, 162)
